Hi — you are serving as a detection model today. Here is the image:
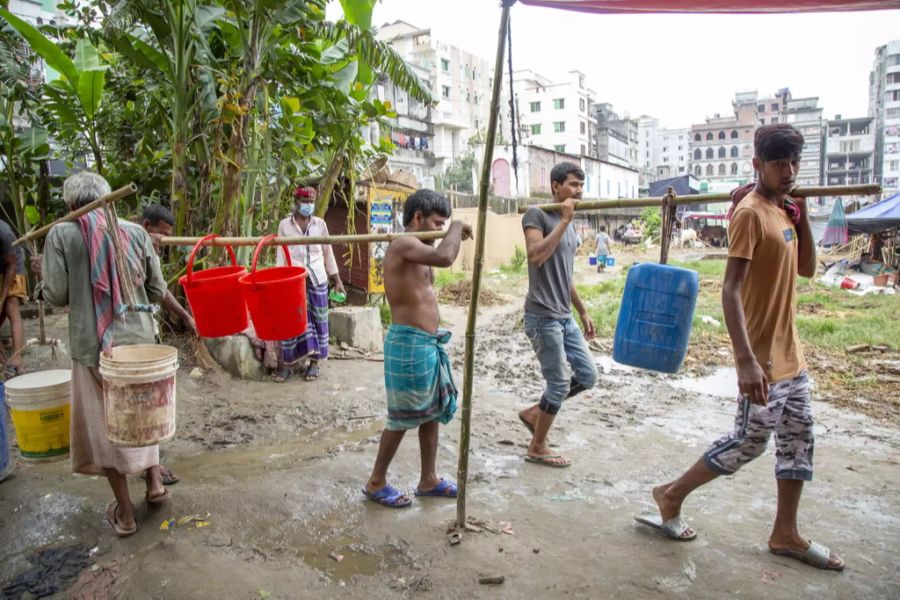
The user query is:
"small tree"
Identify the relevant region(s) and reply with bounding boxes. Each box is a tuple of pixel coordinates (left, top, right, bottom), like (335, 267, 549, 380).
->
(639, 206, 661, 240)
(444, 151, 475, 193)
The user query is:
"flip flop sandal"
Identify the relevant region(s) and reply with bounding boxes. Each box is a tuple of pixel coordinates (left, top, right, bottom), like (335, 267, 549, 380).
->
(524, 454, 572, 468)
(634, 512, 697, 541)
(145, 488, 171, 505)
(271, 368, 291, 383)
(141, 467, 180, 486)
(362, 484, 412, 508)
(304, 364, 320, 381)
(106, 501, 138, 538)
(415, 478, 458, 498)
(770, 540, 845, 571)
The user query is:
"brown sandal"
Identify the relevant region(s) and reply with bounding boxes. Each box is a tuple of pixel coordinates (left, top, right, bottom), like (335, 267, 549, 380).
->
(106, 501, 138, 537)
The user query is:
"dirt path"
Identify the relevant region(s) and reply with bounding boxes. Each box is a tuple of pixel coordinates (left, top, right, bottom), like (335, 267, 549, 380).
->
(1, 292, 899, 599)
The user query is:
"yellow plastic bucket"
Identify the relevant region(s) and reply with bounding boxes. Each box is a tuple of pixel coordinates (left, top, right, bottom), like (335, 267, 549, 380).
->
(5, 370, 72, 461)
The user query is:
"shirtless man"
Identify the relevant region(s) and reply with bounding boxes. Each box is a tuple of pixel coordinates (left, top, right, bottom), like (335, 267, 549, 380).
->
(363, 189, 472, 508)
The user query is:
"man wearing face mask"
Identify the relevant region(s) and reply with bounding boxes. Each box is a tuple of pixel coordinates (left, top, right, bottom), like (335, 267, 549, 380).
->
(274, 186, 346, 382)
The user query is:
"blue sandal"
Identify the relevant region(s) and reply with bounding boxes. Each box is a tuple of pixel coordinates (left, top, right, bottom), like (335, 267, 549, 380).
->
(415, 478, 458, 498)
(363, 484, 412, 508)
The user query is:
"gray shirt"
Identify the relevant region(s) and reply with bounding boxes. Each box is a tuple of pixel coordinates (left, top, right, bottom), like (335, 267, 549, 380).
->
(522, 207, 577, 319)
(595, 231, 610, 256)
(0, 220, 25, 274)
(42, 220, 167, 367)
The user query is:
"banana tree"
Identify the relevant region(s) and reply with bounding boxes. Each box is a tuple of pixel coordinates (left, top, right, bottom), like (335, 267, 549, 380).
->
(0, 8, 109, 172)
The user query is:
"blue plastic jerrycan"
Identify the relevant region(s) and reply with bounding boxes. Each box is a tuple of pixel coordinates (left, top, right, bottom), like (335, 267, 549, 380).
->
(613, 263, 699, 373)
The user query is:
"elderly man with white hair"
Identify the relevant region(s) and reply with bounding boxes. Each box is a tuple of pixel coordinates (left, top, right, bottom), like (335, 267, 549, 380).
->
(32, 171, 170, 537)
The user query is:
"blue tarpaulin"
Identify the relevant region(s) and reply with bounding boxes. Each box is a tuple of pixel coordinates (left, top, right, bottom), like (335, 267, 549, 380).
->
(846, 193, 900, 234)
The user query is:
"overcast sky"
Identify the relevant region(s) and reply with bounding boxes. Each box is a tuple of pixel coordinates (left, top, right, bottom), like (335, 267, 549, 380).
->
(326, 1, 900, 129)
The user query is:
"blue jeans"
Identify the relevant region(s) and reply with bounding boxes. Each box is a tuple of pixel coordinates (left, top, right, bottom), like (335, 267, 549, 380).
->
(524, 312, 599, 415)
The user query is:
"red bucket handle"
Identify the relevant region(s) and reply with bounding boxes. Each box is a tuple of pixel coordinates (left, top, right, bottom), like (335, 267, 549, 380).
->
(251, 234, 292, 272)
(185, 234, 239, 283)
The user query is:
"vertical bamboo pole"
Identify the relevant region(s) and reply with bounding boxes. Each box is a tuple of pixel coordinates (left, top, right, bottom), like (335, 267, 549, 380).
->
(456, 1, 513, 530)
(659, 187, 676, 265)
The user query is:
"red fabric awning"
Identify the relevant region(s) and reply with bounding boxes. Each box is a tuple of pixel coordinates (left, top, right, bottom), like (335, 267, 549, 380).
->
(517, 0, 900, 14)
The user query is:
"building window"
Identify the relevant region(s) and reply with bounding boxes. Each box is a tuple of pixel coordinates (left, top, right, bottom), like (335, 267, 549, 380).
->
(695, 165, 702, 176)
(678, 145, 682, 150)
(718, 131, 726, 140)
(607, 180, 610, 194)
(579, 98, 585, 112)
(771, 103, 779, 111)
(580, 121, 586, 134)
(442, 86, 450, 99)
(663, 146, 667, 151)
(705, 148, 714, 159)
(730, 146, 739, 157)
(531, 124, 542, 135)
(718, 147, 726, 158)
(555, 144, 566, 152)
(694, 133, 701, 142)
(581, 144, 586, 155)
(757, 104, 765, 112)
(554, 121, 565, 133)
(530, 101, 541, 112)
(706, 132, 713, 141)
(706, 164, 714, 176)
(730, 130, 738, 139)
(759, 119, 765, 125)
(771, 117, 779, 124)
(441, 58, 449, 72)
(553, 98, 565, 110)
(730, 162, 738, 175)
(718, 163, 726, 176)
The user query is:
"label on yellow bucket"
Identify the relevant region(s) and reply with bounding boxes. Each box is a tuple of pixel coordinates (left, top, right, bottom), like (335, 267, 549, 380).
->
(10, 404, 71, 459)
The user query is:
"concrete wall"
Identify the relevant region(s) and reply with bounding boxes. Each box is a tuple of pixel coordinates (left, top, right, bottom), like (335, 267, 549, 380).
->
(449, 207, 526, 272)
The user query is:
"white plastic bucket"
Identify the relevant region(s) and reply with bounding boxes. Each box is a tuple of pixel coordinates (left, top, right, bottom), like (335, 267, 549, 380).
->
(99, 345, 178, 447)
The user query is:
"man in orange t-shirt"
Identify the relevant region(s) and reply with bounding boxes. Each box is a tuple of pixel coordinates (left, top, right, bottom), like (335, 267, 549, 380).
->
(637, 125, 844, 571)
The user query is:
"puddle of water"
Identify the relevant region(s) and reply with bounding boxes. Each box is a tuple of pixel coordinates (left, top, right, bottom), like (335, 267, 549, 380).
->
(297, 536, 382, 580)
(670, 367, 737, 398)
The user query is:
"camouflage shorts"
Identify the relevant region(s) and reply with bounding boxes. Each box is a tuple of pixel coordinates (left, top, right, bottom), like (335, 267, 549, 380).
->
(703, 371, 814, 481)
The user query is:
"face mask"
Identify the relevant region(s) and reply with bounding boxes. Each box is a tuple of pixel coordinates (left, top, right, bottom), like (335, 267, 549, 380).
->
(296, 203, 314, 217)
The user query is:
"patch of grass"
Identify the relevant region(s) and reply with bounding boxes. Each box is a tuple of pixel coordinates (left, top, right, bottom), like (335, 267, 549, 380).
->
(499, 245, 527, 275)
(577, 276, 627, 338)
(670, 259, 727, 279)
(794, 283, 900, 350)
(434, 269, 466, 289)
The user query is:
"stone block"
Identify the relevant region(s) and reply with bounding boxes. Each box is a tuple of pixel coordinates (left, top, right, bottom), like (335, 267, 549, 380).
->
(329, 306, 383, 353)
(203, 335, 265, 380)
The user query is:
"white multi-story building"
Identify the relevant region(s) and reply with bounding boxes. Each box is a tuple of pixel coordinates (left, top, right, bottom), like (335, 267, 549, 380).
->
(369, 62, 435, 183)
(376, 20, 505, 176)
(636, 117, 691, 186)
(824, 116, 876, 187)
(783, 97, 824, 187)
(513, 69, 595, 158)
(870, 39, 900, 198)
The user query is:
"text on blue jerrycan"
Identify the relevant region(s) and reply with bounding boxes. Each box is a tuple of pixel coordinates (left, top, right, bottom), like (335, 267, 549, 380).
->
(613, 263, 699, 373)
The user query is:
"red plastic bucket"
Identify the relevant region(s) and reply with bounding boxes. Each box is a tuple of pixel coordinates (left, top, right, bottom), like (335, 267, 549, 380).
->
(239, 234, 308, 341)
(178, 234, 249, 337)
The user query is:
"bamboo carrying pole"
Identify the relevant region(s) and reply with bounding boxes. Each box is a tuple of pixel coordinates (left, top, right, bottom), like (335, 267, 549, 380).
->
(158, 230, 448, 247)
(516, 184, 882, 214)
(455, 1, 513, 531)
(12, 183, 138, 247)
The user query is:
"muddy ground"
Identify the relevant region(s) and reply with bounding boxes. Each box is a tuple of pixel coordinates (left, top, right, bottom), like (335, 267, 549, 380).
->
(1, 256, 899, 599)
